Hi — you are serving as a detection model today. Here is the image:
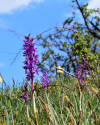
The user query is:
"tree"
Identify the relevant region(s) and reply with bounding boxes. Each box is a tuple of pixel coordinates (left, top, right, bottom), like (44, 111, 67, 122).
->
(11, 0, 100, 86)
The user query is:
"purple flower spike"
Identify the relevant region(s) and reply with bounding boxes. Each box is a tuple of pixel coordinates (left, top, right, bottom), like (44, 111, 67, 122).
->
(42, 72, 50, 88)
(83, 57, 85, 63)
(76, 57, 89, 82)
(21, 34, 40, 105)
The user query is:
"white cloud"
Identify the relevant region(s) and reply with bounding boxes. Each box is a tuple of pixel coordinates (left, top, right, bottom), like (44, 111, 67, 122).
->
(0, 0, 44, 14)
(88, 0, 100, 9)
(87, 0, 100, 17)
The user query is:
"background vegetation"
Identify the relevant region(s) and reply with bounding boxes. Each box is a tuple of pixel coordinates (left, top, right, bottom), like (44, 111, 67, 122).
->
(0, 0, 100, 124)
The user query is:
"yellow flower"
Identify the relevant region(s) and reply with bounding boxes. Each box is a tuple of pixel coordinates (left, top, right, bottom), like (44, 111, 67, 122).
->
(57, 66, 63, 74)
(0, 77, 2, 83)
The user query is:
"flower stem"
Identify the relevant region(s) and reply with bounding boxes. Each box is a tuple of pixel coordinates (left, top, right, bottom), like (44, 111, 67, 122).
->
(27, 105, 30, 119)
(31, 79, 38, 125)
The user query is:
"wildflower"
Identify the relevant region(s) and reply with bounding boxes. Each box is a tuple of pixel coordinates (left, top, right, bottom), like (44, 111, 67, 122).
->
(76, 57, 89, 81)
(42, 72, 49, 88)
(57, 66, 63, 74)
(21, 34, 39, 124)
(20, 82, 30, 105)
(21, 34, 39, 105)
(0, 77, 2, 83)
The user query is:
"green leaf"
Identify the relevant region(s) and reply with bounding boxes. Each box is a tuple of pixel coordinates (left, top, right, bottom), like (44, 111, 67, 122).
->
(63, 17, 73, 25)
(94, 16, 98, 19)
(62, 42, 67, 47)
(59, 29, 63, 32)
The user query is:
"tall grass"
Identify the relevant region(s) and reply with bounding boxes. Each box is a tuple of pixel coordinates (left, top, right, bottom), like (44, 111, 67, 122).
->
(0, 73, 100, 125)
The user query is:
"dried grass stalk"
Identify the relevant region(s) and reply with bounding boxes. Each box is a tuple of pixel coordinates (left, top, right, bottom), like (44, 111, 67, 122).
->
(65, 96, 75, 108)
(77, 109, 82, 125)
(94, 111, 97, 125)
(38, 96, 52, 123)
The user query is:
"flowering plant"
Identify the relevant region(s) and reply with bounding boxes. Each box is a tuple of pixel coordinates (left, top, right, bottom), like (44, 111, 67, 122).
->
(42, 71, 50, 88)
(0, 77, 2, 83)
(21, 34, 40, 124)
(57, 66, 63, 74)
(76, 57, 89, 82)
(21, 34, 39, 105)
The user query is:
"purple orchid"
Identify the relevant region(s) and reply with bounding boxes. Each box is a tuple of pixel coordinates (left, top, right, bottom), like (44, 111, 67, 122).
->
(42, 72, 50, 88)
(21, 34, 40, 105)
(76, 57, 89, 82)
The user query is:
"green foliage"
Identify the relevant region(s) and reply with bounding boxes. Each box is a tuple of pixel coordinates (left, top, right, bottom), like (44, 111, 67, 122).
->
(63, 17, 74, 26)
(34, 0, 100, 88)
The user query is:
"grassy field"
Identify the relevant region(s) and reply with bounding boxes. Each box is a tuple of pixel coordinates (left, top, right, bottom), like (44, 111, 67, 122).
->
(0, 72, 100, 125)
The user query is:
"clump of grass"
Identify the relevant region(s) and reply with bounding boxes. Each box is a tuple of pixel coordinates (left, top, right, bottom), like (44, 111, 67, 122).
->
(0, 72, 100, 125)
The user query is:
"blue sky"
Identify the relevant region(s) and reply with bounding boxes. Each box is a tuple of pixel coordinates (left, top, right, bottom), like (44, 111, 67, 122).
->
(0, 0, 99, 91)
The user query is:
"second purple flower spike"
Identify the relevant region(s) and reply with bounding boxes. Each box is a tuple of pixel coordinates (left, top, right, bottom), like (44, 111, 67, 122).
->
(42, 72, 50, 88)
(76, 57, 89, 82)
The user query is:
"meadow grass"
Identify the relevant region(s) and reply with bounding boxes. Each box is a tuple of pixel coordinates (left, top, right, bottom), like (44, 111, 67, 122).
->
(0, 73, 100, 125)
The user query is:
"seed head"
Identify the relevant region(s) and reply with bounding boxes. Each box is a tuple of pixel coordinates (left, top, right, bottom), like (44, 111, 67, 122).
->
(92, 88, 98, 95)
